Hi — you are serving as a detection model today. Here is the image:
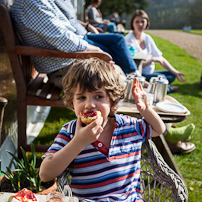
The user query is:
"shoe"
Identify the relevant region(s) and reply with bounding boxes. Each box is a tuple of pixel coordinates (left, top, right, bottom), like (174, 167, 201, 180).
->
(167, 141, 196, 154)
(170, 85, 179, 92)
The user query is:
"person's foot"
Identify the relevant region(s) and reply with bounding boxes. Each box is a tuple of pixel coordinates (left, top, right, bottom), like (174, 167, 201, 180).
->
(164, 123, 195, 143)
(167, 141, 196, 154)
(170, 85, 179, 92)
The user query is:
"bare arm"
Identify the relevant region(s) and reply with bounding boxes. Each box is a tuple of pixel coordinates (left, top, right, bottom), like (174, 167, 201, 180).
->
(132, 78, 166, 137)
(80, 21, 99, 34)
(142, 56, 186, 82)
(39, 116, 103, 182)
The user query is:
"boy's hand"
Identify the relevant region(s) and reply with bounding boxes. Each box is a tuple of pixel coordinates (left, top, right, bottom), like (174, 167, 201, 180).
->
(132, 78, 149, 111)
(74, 115, 103, 147)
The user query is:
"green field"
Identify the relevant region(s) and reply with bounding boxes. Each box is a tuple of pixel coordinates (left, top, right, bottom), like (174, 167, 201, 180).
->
(34, 33, 202, 201)
(184, 30, 202, 35)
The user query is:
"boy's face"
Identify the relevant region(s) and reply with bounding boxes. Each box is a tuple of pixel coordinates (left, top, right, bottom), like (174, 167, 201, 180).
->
(73, 86, 111, 121)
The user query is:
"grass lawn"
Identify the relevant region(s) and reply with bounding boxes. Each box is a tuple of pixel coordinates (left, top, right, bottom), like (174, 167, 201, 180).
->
(164, 29, 202, 35)
(34, 34, 202, 201)
(183, 30, 202, 35)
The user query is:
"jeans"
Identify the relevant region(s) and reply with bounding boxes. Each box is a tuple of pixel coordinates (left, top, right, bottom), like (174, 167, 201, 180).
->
(94, 22, 117, 32)
(142, 70, 176, 93)
(83, 33, 137, 74)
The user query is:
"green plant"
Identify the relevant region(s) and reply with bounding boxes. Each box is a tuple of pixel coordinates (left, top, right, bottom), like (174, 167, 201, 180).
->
(2, 143, 42, 192)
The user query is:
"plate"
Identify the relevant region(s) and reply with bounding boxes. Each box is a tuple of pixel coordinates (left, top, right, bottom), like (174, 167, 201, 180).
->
(156, 102, 187, 113)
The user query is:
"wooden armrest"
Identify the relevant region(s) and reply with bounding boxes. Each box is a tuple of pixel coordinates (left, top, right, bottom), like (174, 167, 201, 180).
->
(15, 46, 112, 62)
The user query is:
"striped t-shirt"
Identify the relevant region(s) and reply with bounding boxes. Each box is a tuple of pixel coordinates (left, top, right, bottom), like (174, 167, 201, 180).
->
(43, 114, 151, 201)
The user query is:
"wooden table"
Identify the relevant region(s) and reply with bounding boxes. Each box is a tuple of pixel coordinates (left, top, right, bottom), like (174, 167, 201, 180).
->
(117, 95, 190, 180)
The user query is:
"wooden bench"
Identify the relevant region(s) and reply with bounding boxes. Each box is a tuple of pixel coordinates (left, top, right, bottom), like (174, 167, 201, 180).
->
(0, 0, 112, 157)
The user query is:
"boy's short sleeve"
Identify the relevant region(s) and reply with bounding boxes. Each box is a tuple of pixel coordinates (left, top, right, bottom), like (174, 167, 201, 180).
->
(135, 117, 152, 142)
(41, 120, 76, 159)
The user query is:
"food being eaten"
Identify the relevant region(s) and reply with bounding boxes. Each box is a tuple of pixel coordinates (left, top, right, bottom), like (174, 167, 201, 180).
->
(8, 188, 38, 202)
(80, 111, 101, 125)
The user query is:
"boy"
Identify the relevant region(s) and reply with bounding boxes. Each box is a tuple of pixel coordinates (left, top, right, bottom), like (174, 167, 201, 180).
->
(39, 58, 165, 201)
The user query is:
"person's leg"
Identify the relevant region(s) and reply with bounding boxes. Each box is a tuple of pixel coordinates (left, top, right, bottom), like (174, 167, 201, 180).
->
(164, 123, 196, 154)
(93, 24, 105, 31)
(164, 123, 195, 143)
(85, 33, 137, 74)
(106, 22, 117, 32)
(154, 70, 176, 84)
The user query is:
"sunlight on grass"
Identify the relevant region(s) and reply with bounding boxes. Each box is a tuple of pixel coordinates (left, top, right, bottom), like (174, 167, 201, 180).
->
(35, 33, 202, 202)
(184, 30, 202, 35)
(150, 34, 202, 202)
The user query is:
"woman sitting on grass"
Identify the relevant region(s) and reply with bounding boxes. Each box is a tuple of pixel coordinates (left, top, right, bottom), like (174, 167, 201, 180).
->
(125, 9, 186, 93)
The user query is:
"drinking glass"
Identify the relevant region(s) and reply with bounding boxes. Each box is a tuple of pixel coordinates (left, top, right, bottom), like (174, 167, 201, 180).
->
(46, 191, 65, 202)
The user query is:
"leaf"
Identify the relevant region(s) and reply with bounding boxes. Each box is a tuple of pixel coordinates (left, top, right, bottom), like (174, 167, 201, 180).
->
(21, 146, 30, 172)
(31, 143, 36, 169)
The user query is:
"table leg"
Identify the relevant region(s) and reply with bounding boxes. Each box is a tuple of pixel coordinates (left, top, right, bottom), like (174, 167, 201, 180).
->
(134, 59, 143, 75)
(152, 134, 184, 181)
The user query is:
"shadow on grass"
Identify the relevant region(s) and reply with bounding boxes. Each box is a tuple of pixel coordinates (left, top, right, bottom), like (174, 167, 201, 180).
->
(45, 107, 76, 122)
(174, 82, 202, 98)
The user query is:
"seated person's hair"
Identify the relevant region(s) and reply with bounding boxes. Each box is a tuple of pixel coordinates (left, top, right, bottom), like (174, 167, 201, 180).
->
(130, 9, 150, 30)
(91, 0, 102, 4)
(62, 58, 125, 112)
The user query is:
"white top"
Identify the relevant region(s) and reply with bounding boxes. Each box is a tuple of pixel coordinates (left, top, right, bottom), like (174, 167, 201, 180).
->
(125, 31, 162, 74)
(86, 5, 102, 23)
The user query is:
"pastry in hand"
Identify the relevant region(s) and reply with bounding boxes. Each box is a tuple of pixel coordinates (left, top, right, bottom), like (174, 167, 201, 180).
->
(80, 111, 101, 125)
(8, 188, 38, 202)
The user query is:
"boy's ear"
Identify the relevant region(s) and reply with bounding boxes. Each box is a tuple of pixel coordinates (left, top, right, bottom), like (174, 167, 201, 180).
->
(111, 100, 119, 110)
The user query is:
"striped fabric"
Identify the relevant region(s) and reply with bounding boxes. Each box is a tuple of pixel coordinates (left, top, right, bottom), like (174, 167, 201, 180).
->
(10, 0, 88, 73)
(43, 114, 151, 201)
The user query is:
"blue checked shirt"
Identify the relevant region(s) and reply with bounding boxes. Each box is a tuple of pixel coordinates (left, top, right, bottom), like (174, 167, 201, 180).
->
(11, 0, 88, 73)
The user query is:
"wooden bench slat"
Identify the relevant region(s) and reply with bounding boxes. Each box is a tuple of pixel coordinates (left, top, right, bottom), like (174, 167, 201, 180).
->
(50, 86, 62, 101)
(27, 74, 46, 96)
(38, 79, 54, 99)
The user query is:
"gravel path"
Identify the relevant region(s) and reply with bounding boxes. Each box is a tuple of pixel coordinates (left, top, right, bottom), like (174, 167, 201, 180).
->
(146, 30, 202, 63)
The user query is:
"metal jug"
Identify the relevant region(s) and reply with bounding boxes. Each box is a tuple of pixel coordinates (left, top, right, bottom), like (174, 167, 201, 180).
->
(148, 75, 168, 103)
(124, 74, 146, 102)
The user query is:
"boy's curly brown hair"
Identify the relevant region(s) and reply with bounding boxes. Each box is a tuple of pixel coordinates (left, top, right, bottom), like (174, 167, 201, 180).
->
(62, 58, 125, 112)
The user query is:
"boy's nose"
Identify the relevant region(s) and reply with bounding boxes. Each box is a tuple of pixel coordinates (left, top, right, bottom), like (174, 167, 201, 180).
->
(85, 98, 96, 109)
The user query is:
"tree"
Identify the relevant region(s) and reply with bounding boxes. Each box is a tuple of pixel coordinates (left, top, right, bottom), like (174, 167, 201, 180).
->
(145, 0, 191, 29)
(186, 0, 202, 29)
(85, 0, 149, 17)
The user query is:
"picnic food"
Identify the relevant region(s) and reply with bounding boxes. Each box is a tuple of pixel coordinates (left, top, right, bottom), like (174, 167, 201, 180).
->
(8, 188, 38, 202)
(80, 111, 101, 125)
